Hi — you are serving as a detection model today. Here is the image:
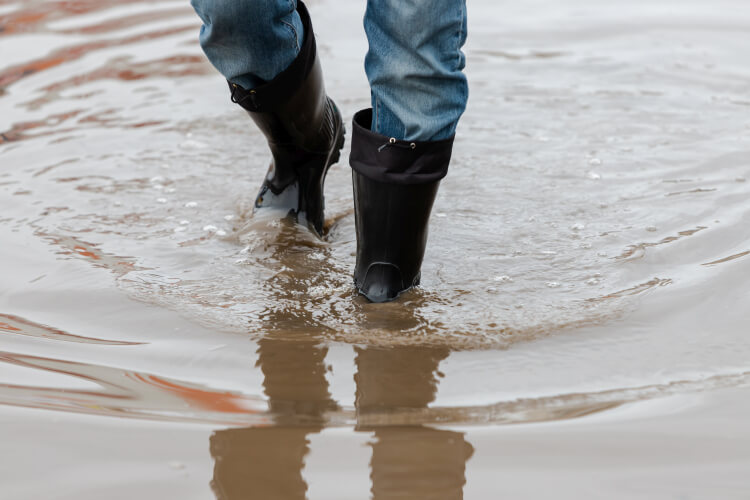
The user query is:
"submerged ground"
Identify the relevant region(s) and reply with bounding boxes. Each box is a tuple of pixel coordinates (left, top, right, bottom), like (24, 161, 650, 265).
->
(1, 0, 750, 498)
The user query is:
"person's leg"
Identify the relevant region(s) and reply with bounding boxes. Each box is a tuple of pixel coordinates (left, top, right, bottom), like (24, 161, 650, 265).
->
(349, 0, 468, 302)
(364, 0, 468, 141)
(190, 0, 303, 89)
(191, 0, 344, 236)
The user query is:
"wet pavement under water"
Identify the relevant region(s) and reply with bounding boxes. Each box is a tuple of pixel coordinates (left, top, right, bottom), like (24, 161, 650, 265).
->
(1, 0, 750, 498)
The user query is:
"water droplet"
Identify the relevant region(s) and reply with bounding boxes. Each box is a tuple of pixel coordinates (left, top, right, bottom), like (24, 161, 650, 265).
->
(646, 225, 657, 232)
(570, 222, 585, 231)
(156, 198, 167, 204)
(586, 171, 602, 180)
(493, 275, 512, 282)
(174, 226, 187, 233)
(586, 278, 600, 285)
(164, 187, 176, 194)
(185, 201, 198, 208)
(589, 158, 602, 166)
(216, 229, 227, 236)
(150, 176, 164, 183)
(203, 225, 218, 232)
(179, 220, 190, 225)
(435, 213, 447, 218)
(546, 281, 561, 288)
(224, 214, 235, 221)
(580, 242, 592, 249)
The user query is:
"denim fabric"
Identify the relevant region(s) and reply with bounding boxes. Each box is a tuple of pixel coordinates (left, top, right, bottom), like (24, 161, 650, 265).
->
(365, 0, 468, 141)
(190, 0, 303, 90)
(190, 0, 468, 142)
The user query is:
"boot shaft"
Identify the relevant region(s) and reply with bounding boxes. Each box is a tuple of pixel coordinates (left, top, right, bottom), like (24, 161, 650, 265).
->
(349, 108, 453, 302)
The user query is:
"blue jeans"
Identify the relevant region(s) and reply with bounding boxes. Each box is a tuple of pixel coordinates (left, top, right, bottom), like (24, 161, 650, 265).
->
(191, 0, 468, 142)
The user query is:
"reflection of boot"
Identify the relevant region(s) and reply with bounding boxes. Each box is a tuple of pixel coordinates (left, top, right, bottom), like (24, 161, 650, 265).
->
(354, 347, 473, 499)
(229, 1, 344, 236)
(210, 426, 319, 500)
(257, 337, 338, 423)
(370, 427, 474, 500)
(209, 333, 336, 499)
(349, 109, 454, 302)
(354, 346, 448, 411)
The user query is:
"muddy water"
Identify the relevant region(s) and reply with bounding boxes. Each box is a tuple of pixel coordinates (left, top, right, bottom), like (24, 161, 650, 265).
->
(2, 0, 750, 498)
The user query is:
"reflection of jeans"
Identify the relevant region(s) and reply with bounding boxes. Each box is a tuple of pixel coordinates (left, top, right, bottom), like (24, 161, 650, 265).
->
(190, 0, 468, 141)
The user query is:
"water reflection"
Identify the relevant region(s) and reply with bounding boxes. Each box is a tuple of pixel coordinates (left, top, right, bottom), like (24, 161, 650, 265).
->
(357, 346, 474, 500)
(210, 224, 338, 499)
(368, 426, 473, 500)
(209, 220, 473, 498)
(209, 333, 332, 499)
(210, 329, 472, 499)
(210, 425, 320, 500)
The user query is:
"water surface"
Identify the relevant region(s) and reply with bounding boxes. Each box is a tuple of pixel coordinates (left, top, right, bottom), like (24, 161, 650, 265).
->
(1, 0, 750, 498)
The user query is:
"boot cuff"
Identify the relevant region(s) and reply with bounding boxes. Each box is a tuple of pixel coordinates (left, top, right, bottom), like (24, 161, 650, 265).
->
(349, 109, 454, 185)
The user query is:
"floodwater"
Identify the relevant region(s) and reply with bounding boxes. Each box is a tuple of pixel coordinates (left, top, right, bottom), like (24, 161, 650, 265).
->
(1, 0, 750, 498)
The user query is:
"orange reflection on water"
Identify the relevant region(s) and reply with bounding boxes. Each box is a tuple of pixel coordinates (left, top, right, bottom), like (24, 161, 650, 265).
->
(130, 373, 260, 414)
(0, 350, 265, 423)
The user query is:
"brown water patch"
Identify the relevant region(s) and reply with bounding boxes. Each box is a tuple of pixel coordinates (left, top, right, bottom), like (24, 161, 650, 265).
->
(702, 250, 750, 267)
(589, 277, 672, 303)
(615, 226, 708, 261)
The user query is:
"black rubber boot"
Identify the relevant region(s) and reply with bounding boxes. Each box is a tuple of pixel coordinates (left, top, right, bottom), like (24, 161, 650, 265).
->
(349, 109, 455, 303)
(228, 1, 344, 236)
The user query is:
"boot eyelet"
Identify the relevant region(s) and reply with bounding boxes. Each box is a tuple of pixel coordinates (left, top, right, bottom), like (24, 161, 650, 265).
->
(389, 137, 396, 144)
(410, 143, 416, 149)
